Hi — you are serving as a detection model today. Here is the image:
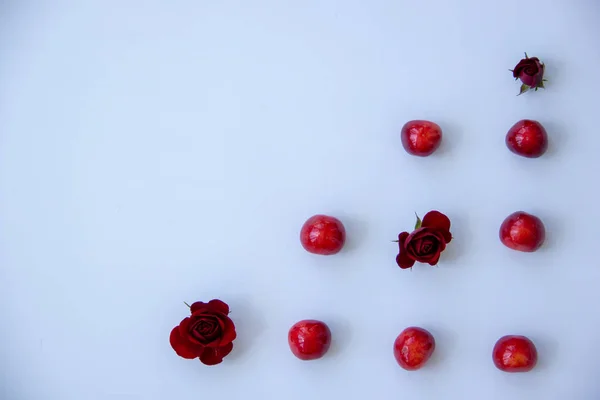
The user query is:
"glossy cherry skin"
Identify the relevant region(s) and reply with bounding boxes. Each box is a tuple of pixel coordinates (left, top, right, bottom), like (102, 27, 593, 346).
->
(505, 120, 548, 158)
(300, 215, 346, 255)
(288, 320, 331, 360)
(401, 120, 442, 156)
(493, 335, 538, 372)
(393, 327, 436, 371)
(499, 211, 546, 252)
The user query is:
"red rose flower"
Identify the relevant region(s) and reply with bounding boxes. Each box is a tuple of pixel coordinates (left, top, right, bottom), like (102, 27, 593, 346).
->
(169, 299, 237, 365)
(395, 211, 452, 269)
(511, 53, 546, 95)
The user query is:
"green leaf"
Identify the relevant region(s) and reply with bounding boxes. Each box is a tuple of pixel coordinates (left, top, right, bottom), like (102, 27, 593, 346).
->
(518, 83, 529, 95)
(414, 212, 422, 230)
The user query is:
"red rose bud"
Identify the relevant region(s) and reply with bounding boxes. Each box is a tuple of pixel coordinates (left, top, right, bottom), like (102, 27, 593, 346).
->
(169, 299, 237, 365)
(395, 210, 452, 270)
(511, 53, 546, 95)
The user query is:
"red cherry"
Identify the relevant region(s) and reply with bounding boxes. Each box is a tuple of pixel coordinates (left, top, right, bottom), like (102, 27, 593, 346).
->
(401, 120, 442, 156)
(505, 119, 548, 158)
(393, 327, 435, 371)
(499, 211, 546, 252)
(300, 215, 346, 255)
(493, 335, 538, 372)
(288, 320, 331, 360)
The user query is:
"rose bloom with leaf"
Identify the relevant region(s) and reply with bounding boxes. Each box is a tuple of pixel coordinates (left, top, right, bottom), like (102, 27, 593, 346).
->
(395, 210, 452, 269)
(170, 299, 237, 365)
(511, 52, 546, 95)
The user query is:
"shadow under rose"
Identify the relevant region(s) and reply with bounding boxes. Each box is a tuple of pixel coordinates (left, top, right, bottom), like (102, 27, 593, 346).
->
(226, 300, 267, 362)
(537, 56, 566, 93)
(438, 212, 470, 267)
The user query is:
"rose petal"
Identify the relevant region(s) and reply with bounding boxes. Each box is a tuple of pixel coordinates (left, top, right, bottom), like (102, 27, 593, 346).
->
(170, 326, 204, 359)
(202, 315, 236, 348)
(405, 238, 420, 259)
(398, 232, 409, 246)
(184, 316, 208, 344)
(189, 317, 221, 345)
(520, 74, 536, 87)
(414, 238, 439, 259)
(441, 231, 452, 244)
(194, 317, 218, 334)
(407, 243, 436, 261)
(190, 301, 208, 314)
(404, 229, 433, 258)
(524, 61, 538, 74)
(396, 232, 415, 269)
(405, 229, 447, 264)
(219, 316, 237, 346)
(437, 238, 447, 253)
(199, 342, 234, 366)
(396, 252, 415, 269)
(178, 317, 192, 338)
(426, 251, 442, 266)
(513, 58, 544, 88)
(513, 59, 530, 78)
(421, 211, 451, 232)
(207, 299, 230, 315)
(199, 317, 225, 347)
(427, 231, 447, 252)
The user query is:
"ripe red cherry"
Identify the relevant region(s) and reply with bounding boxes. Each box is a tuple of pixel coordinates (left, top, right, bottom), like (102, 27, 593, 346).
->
(401, 120, 442, 156)
(288, 320, 331, 360)
(505, 119, 548, 158)
(499, 211, 546, 252)
(393, 327, 435, 371)
(493, 335, 538, 372)
(300, 215, 346, 255)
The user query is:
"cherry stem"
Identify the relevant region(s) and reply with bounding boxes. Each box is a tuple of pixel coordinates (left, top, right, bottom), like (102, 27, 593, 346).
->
(183, 301, 191, 308)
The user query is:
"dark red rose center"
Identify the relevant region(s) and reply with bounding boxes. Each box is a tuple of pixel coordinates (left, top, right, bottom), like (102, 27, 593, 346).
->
(412, 236, 439, 256)
(198, 320, 216, 334)
(190, 316, 221, 341)
(420, 240, 435, 253)
(523, 65, 538, 75)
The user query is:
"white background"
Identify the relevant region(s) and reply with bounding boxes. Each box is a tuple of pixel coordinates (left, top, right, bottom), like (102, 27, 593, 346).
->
(1, 1, 599, 399)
